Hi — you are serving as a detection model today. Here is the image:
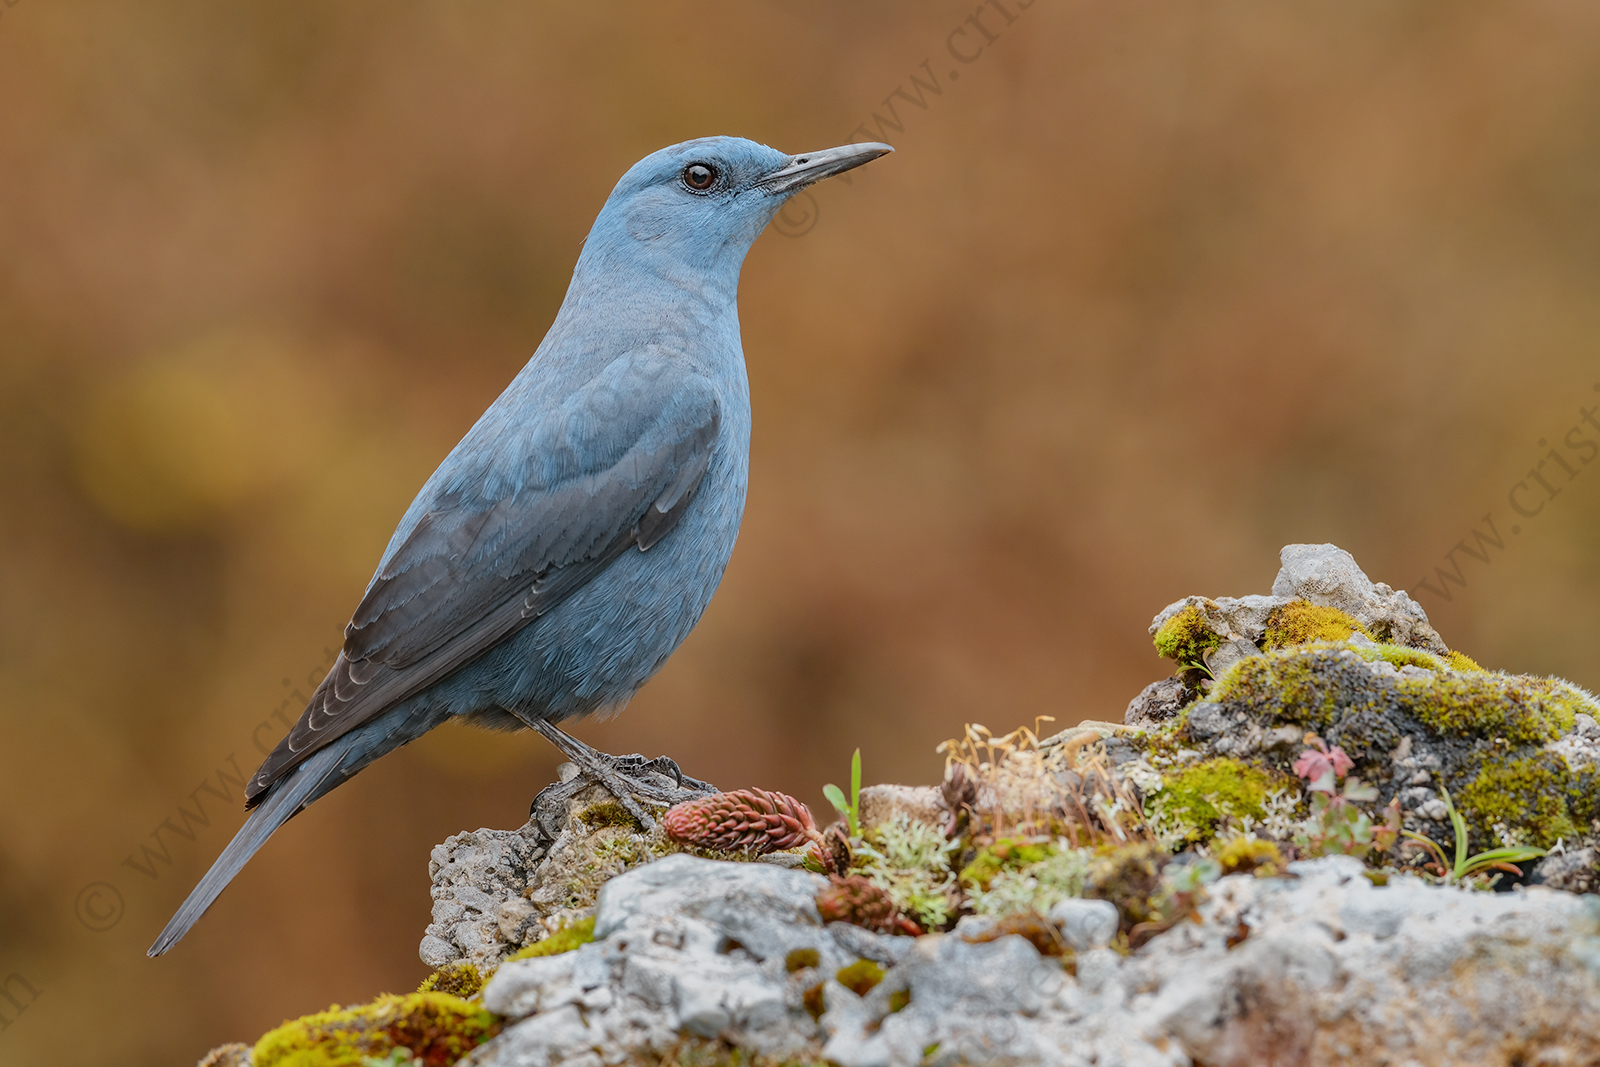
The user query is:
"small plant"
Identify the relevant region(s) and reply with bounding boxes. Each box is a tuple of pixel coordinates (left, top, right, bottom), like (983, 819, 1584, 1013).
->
(816, 875, 919, 935)
(661, 788, 822, 853)
(1291, 735, 1401, 861)
(823, 748, 863, 839)
(1400, 784, 1546, 884)
(860, 813, 959, 929)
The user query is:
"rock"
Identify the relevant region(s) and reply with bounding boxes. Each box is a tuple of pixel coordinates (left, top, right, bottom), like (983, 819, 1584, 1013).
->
(1530, 846, 1600, 895)
(1203, 636, 1261, 679)
(1272, 543, 1448, 654)
(422, 825, 547, 970)
(420, 779, 691, 971)
(470, 855, 852, 1067)
(196, 1044, 252, 1067)
(1149, 594, 1292, 648)
(1171, 641, 1600, 849)
(1123, 677, 1197, 729)
(466, 851, 1600, 1067)
(857, 784, 945, 833)
(1047, 898, 1119, 951)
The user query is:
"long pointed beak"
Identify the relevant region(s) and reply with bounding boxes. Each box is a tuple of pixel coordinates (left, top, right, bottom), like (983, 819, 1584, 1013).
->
(757, 142, 894, 195)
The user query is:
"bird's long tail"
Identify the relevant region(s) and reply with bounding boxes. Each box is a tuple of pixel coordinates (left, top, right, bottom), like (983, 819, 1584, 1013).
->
(146, 743, 345, 957)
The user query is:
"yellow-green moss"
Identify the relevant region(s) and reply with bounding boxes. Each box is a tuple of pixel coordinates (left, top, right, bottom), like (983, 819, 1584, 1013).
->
(1360, 643, 1447, 673)
(1208, 644, 1588, 746)
(578, 799, 644, 830)
(1456, 753, 1587, 849)
(958, 838, 1055, 891)
(785, 947, 821, 972)
(1262, 601, 1372, 650)
(1214, 836, 1285, 877)
(1205, 652, 1343, 727)
(1145, 758, 1287, 845)
(1401, 671, 1576, 745)
(835, 959, 885, 996)
(1084, 842, 1170, 935)
(964, 845, 1092, 919)
(416, 961, 483, 999)
(252, 992, 500, 1067)
(505, 915, 596, 962)
(1153, 605, 1222, 667)
(1445, 650, 1484, 673)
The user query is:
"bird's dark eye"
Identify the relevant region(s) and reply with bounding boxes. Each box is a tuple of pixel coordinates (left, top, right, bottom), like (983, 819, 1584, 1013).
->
(683, 163, 717, 191)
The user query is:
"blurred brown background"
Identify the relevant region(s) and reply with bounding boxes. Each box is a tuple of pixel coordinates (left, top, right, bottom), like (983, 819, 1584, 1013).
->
(2, 1, 1598, 1063)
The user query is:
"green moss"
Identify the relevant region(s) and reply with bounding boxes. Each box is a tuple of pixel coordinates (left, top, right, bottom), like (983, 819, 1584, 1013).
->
(888, 988, 911, 1013)
(1456, 753, 1586, 849)
(1084, 842, 1170, 935)
(1205, 652, 1343, 728)
(1359, 643, 1447, 673)
(252, 992, 500, 1067)
(835, 959, 885, 996)
(1214, 836, 1285, 877)
(1402, 671, 1576, 744)
(958, 838, 1055, 891)
(505, 915, 596, 962)
(965, 844, 1092, 918)
(577, 799, 644, 830)
(1446, 650, 1485, 673)
(1144, 758, 1286, 845)
(802, 982, 826, 1021)
(1262, 601, 1371, 649)
(415, 962, 483, 999)
(1153, 604, 1222, 667)
(784, 948, 820, 972)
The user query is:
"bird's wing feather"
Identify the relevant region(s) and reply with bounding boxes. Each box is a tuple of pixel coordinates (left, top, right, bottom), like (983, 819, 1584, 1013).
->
(246, 353, 720, 804)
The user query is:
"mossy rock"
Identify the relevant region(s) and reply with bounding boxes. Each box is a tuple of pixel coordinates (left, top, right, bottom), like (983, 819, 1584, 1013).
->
(416, 962, 484, 999)
(1084, 843, 1170, 935)
(252, 992, 501, 1067)
(1456, 751, 1597, 850)
(1173, 643, 1600, 855)
(505, 915, 596, 962)
(1152, 604, 1223, 668)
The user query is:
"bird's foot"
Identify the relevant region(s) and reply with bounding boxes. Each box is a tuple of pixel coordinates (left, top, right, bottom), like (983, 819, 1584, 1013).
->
(527, 719, 717, 838)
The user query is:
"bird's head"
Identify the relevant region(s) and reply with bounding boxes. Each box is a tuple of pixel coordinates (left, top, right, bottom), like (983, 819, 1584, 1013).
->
(578, 136, 892, 283)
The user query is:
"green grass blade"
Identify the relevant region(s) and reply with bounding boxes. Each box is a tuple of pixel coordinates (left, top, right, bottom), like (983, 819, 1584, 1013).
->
(823, 784, 848, 819)
(849, 748, 862, 836)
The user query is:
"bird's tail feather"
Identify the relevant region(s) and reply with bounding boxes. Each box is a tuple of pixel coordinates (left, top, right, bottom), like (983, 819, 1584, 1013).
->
(146, 743, 344, 957)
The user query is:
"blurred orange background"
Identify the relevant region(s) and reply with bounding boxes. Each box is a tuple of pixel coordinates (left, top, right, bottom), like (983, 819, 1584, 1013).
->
(3, 2, 1599, 1063)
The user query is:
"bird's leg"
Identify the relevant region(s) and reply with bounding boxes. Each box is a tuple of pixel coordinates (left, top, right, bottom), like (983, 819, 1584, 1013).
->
(517, 715, 716, 834)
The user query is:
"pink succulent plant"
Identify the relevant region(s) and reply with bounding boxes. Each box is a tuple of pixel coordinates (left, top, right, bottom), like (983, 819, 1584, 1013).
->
(662, 788, 822, 854)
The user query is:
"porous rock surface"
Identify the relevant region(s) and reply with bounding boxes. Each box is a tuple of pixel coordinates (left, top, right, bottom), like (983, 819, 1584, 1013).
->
(422, 771, 705, 972)
(462, 853, 1600, 1067)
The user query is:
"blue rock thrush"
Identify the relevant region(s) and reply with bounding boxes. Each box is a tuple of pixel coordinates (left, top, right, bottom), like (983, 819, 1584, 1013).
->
(148, 137, 892, 956)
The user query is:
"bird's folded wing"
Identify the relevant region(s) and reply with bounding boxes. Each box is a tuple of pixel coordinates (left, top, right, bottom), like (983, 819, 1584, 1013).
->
(246, 354, 721, 804)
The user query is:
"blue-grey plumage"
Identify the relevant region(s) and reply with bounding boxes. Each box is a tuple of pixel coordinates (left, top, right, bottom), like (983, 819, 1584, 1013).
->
(147, 136, 892, 956)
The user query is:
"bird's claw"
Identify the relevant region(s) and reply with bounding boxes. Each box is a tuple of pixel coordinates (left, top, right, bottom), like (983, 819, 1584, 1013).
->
(525, 722, 717, 840)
